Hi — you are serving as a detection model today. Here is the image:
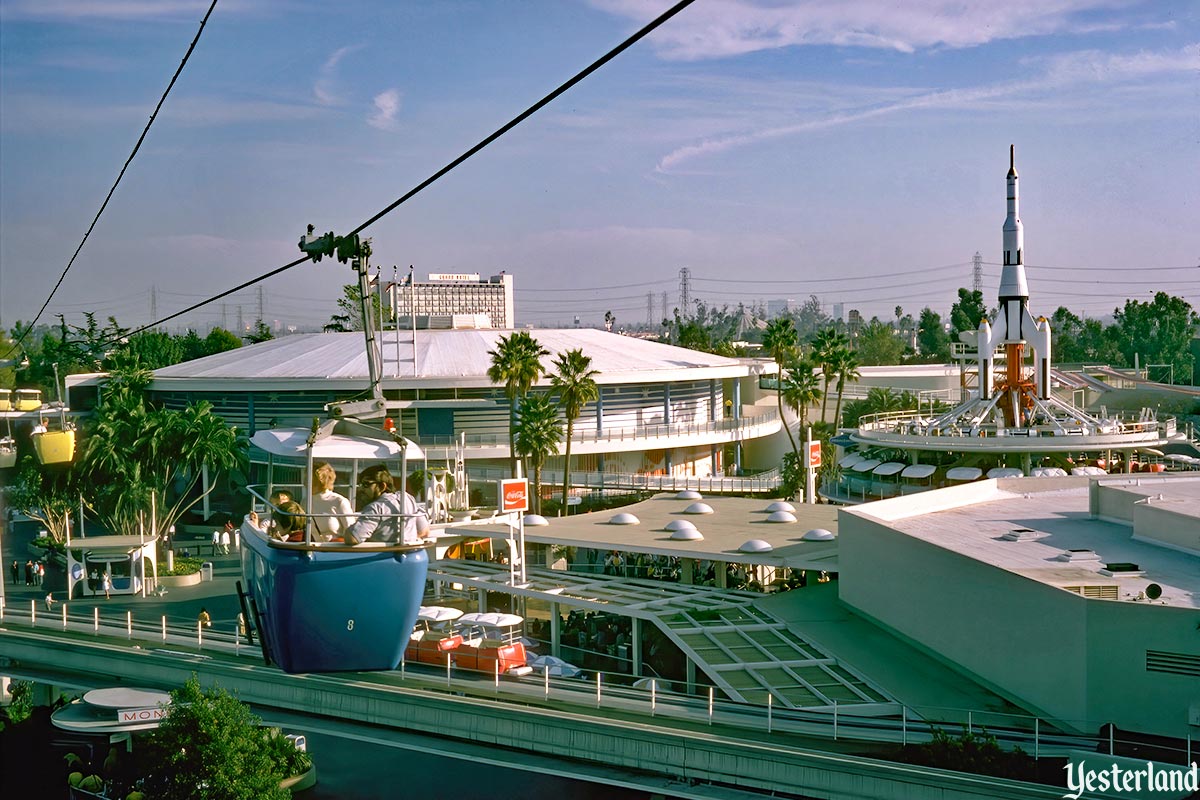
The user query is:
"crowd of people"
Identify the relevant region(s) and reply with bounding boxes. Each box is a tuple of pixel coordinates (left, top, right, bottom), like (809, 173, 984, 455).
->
(11, 559, 46, 587)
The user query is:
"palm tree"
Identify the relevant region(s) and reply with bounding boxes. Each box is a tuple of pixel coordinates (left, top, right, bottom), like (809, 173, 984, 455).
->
(812, 327, 845, 422)
(762, 317, 799, 455)
(780, 354, 822, 433)
(832, 347, 862, 429)
(512, 392, 563, 514)
(487, 331, 549, 477)
(549, 348, 598, 513)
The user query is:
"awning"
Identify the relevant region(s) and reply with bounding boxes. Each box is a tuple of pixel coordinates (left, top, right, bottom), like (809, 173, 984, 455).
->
(987, 467, 1024, 478)
(830, 434, 857, 448)
(852, 459, 882, 472)
(946, 466, 983, 481)
(901, 464, 937, 479)
(1137, 447, 1165, 457)
(872, 462, 906, 477)
(251, 425, 424, 461)
(839, 454, 865, 469)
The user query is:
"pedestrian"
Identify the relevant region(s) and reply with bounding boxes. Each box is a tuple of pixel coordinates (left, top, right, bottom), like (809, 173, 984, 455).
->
(102, 572, 111, 600)
(220, 524, 232, 555)
(44, 592, 57, 611)
(9, 560, 16, 585)
(198, 607, 212, 628)
(237, 612, 247, 638)
(211, 528, 221, 554)
(24, 560, 32, 586)
(37, 562, 45, 586)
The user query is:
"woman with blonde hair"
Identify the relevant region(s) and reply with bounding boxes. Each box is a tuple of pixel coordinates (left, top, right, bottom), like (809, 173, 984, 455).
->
(309, 461, 355, 541)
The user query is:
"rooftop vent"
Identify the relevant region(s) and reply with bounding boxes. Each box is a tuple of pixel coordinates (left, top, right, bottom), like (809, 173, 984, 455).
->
(1002, 528, 1042, 541)
(683, 502, 714, 515)
(1056, 549, 1100, 563)
(739, 539, 773, 553)
(802, 528, 835, 541)
(664, 519, 697, 532)
(676, 490, 703, 500)
(670, 527, 704, 541)
(609, 513, 640, 525)
(523, 514, 549, 526)
(766, 511, 797, 523)
(766, 501, 795, 513)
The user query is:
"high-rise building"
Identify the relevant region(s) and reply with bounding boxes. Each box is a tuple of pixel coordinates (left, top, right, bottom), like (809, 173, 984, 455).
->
(385, 272, 514, 329)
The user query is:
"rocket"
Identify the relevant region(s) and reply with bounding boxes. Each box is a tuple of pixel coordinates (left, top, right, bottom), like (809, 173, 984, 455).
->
(977, 146, 1052, 409)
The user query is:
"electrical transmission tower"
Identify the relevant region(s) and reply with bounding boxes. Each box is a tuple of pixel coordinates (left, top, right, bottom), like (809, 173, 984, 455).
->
(973, 251, 983, 294)
(150, 285, 157, 328)
(645, 293, 654, 328)
(679, 267, 691, 319)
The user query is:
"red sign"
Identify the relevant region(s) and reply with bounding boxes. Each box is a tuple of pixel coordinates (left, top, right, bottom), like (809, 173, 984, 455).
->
(499, 479, 529, 513)
(807, 441, 822, 468)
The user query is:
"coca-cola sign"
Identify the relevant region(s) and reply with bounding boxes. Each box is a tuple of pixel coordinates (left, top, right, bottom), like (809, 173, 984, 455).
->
(499, 478, 529, 513)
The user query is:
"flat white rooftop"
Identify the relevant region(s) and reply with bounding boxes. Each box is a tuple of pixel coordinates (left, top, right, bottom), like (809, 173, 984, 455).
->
(853, 479, 1199, 609)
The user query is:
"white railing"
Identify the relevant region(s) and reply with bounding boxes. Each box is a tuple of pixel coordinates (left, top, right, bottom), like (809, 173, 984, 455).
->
(4, 601, 1191, 766)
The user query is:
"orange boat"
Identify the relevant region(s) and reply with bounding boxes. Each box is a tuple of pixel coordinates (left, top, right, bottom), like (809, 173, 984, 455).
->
(406, 608, 532, 676)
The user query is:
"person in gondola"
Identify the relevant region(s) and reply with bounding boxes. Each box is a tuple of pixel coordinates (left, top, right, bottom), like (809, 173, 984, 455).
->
(246, 500, 307, 542)
(344, 464, 430, 546)
(309, 461, 355, 541)
(241, 489, 295, 542)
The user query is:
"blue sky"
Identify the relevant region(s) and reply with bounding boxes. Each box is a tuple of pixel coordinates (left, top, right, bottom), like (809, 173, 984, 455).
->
(1, 0, 1197, 333)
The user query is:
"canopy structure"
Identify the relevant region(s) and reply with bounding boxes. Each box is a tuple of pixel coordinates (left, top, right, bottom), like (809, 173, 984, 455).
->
(900, 464, 937, 480)
(987, 467, 1024, 479)
(946, 466, 983, 481)
(872, 462, 906, 477)
(851, 459, 882, 473)
(251, 421, 424, 461)
(1071, 466, 1108, 476)
(417, 606, 464, 624)
(458, 612, 523, 628)
(839, 454, 865, 469)
(1031, 467, 1068, 477)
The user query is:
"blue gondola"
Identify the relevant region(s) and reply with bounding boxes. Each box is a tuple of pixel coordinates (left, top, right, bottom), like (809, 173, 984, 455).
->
(240, 419, 431, 673)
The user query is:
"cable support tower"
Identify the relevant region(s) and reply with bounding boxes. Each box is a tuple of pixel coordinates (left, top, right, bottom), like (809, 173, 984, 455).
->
(679, 267, 691, 319)
(98, 0, 698, 346)
(973, 251, 983, 294)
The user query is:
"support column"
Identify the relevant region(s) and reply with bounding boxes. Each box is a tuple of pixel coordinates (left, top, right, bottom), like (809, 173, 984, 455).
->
(1021, 452, 1032, 475)
(709, 379, 717, 421)
(477, 587, 487, 613)
(247, 393, 256, 436)
(681, 559, 695, 585)
(632, 618, 643, 677)
(550, 601, 561, 659)
(686, 658, 696, 695)
(596, 388, 604, 435)
(663, 384, 671, 425)
(716, 561, 728, 589)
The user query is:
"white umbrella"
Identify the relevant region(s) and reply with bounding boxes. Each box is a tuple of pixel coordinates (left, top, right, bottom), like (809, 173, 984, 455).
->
(417, 606, 463, 623)
(633, 677, 670, 691)
(529, 655, 582, 678)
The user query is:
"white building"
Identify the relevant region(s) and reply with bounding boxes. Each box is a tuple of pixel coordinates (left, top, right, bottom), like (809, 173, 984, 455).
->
(839, 474, 1200, 739)
(384, 272, 514, 329)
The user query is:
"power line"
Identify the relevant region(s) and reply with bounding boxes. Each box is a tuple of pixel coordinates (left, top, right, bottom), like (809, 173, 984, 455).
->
(2, 0, 219, 360)
(106, 0, 699, 344)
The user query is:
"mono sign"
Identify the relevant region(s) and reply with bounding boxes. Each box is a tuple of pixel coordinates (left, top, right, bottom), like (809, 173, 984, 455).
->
(118, 706, 168, 724)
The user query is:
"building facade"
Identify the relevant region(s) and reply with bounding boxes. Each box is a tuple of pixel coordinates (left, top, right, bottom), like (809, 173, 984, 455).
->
(385, 272, 514, 329)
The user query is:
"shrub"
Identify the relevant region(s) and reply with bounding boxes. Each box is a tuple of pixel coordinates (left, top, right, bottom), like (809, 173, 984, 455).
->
(161, 557, 203, 576)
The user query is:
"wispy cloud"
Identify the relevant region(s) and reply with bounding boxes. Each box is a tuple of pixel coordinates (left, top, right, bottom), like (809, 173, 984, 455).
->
(0, 0, 247, 21)
(592, 0, 1139, 59)
(368, 88, 402, 131)
(313, 44, 362, 106)
(656, 43, 1200, 171)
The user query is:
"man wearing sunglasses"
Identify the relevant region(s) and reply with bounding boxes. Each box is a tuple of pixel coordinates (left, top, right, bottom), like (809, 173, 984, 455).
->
(344, 464, 430, 546)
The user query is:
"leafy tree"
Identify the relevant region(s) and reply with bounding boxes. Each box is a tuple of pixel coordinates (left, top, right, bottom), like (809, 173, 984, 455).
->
(243, 319, 274, 343)
(512, 392, 563, 514)
(139, 675, 293, 800)
(487, 331, 549, 477)
(549, 348, 598, 512)
(793, 295, 831, 339)
(7, 457, 81, 544)
(855, 319, 905, 366)
(115, 331, 183, 370)
(950, 288, 988, 339)
(81, 365, 244, 536)
(325, 283, 385, 333)
(762, 317, 800, 455)
(1112, 292, 1198, 383)
(202, 327, 242, 357)
(915, 307, 951, 362)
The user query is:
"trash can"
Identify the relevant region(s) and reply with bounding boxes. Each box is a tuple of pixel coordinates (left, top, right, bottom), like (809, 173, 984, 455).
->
(200, 562, 214, 582)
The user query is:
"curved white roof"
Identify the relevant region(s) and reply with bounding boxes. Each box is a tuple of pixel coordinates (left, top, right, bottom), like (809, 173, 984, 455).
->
(839, 454, 865, 469)
(946, 466, 983, 481)
(901, 464, 937, 479)
(852, 459, 882, 472)
(152, 329, 754, 390)
(872, 461, 906, 477)
(988, 467, 1024, 478)
(251, 427, 423, 460)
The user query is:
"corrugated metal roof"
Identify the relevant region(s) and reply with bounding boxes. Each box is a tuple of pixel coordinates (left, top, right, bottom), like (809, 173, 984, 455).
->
(152, 329, 752, 388)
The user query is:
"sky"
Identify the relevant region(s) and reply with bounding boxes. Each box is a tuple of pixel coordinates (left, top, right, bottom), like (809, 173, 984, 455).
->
(1, 0, 1197, 335)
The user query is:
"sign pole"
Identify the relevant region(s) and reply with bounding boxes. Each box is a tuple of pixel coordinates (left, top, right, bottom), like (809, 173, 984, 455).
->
(805, 426, 817, 504)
